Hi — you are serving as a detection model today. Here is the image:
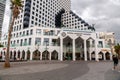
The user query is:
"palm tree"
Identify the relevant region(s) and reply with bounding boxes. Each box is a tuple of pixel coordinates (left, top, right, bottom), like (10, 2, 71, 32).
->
(114, 43, 120, 59)
(4, 0, 23, 68)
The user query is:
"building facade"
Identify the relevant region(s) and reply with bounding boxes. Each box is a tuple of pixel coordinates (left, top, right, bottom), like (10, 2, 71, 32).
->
(98, 32, 115, 54)
(0, 0, 112, 61)
(0, 0, 6, 39)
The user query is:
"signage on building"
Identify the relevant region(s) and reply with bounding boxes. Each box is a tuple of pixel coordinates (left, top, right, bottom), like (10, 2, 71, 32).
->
(101, 49, 110, 51)
(67, 32, 82, 36)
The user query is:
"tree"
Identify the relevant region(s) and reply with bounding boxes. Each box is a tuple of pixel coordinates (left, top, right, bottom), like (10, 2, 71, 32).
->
(114, 43, 120, 59)
(4, 0, 23, 68)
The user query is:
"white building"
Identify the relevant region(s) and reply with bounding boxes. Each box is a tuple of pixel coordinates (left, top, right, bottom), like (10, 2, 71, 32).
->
(0, 0, 112, 61)
(0, 0, 6, 39)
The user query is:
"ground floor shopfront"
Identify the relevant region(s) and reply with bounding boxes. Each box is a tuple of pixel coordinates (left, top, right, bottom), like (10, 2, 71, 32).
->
(0, 48, 112, 61)
(0, 31, 112, 61)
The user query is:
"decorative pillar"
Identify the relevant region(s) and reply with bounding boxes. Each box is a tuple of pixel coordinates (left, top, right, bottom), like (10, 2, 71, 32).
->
(20, 51, 22, 59)
(25, 52, 27, 60)
(40, 53, 42, 60)
(103, 52, 106, 60)
(84, 39, 87, 61)
(89, 39, 92, 60)
(110, 52, 113, 60)
(49, 52, 51, 60)
(95, 40, 99, 61)
(72, 39, 76, 61)
(89, 53, 92, 61)
(30, 52, 33, 60)
(60, 38, 63, 61)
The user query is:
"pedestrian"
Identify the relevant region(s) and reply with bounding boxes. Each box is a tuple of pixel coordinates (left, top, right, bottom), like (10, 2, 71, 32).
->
(112, 54, 119, 70)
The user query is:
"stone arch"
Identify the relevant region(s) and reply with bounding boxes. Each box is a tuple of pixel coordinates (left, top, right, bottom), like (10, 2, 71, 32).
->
(10, 51, 12, 59)
(91, 51, 95, 60)
(98, 51, 104, 60)
(51, 50, 58, 60)
(18, 50, 21, 59)
(13, 50, 16, 60)
(33, 50, 40, 60)
(105, 52, 110, 60)
(63, 36, 73, 60)
(26, 50, 30, 60)
(42, 50, 49, 60)
(75, 37, 84, 60)
(21, 50, 25, 60)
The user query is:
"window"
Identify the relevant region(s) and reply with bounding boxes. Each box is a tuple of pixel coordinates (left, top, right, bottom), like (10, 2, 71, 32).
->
(23, 31, 25, 36)
(26, 30, 29, 35)
(29, 38, 32, 45)
(35, 38, 41, 45)
(36, 29, 41, 35)
(20, 39, 23, 46)
(43, 38, 49, 46)
(30, 29, 33, 35)
(52, 39, 57, 46)
(98, 41, 103, 48)
(24, 39, 27, 46)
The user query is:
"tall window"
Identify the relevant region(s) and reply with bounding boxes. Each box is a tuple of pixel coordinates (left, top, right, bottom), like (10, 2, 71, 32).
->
(98, 41, 103, 48)
(26, 30, 29, 35)
(24, 39, 27, 46)
(20, 39, 23, 46)
(29, 38, 32, 45)
(30, 29, 33, 35)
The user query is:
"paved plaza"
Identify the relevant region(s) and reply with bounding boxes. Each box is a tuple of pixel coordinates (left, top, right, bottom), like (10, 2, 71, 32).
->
(0, 61, 120, 80)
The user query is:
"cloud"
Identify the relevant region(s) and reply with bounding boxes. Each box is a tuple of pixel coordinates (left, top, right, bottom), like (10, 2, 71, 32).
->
(71, 0, 120, 43)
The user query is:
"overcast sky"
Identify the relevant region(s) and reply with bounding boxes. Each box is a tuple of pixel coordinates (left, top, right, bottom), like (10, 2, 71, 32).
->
(2, 0, 120, 43)
(71, 0, 120, 43)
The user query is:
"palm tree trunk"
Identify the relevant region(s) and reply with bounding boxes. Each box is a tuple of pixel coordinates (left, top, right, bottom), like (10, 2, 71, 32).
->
(4, 17, 15, 68)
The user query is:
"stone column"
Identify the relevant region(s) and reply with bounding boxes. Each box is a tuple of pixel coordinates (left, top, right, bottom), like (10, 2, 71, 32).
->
(30, 52, 33, 60)
(49, 52, 51, 60)
(16, 52, 18, 59)
(25, 52, 27, 60)
(89, 39, 92, 61)
(84, 39, 87, 61)
(110, 52, 113, 60)
(20, 51, 22, 59)
(103, 52, 106, 60)
(60, 38, 63, 61)
(40, 53, 42, 60)
(72, 39, 76, 61)
(95, 40, 99, 61)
